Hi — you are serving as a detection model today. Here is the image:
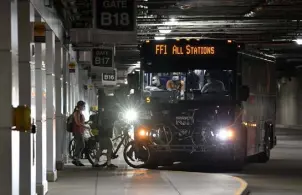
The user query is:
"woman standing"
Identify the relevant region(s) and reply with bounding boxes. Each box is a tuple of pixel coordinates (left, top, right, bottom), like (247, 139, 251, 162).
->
(72, 100, 87, 166)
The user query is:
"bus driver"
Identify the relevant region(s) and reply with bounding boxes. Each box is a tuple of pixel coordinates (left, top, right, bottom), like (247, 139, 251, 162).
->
(201, 71, 225, 93)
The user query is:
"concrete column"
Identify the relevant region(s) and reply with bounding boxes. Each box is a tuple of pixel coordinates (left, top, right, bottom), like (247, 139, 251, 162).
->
(18, 1, 36, 195)
(55, 42, 65, 170)
(0, 1, 20, 194)
(62, 48, 70, 162)
(45, 31, 57, 182)
(35, 42, 48, 194)
(69, 54, 75, 112)
(66, 53, 70, 113)
(66, 52, 74, 155)
(278, 78, 299, 126)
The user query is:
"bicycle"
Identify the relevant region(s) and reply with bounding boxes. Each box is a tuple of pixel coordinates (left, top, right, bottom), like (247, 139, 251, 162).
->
(95, 128, 133, 166)
(123, 109, 202, 169)
(152, 108, 200, 145)
(68, 135, 98, 165)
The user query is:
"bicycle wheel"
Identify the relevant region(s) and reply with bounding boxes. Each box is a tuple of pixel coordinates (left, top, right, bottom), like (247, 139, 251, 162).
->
(154, 124, 173, 145)
(191, 123, 214, 146)
(68, 138, 75, 159)
(123, 141, 151, 168)
(87, 140, 108, 166)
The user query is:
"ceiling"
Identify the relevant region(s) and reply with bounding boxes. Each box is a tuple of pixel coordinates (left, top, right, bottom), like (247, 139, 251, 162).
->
(63, 0, 302, 71)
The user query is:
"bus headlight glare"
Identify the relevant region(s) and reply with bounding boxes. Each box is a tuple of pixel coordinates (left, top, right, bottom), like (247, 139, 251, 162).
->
(217, 128, 234, 141)
(124, 109, 138, 122)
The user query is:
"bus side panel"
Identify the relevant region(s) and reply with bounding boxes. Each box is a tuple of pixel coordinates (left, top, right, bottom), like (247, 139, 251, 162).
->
(241, 55, 276, 156)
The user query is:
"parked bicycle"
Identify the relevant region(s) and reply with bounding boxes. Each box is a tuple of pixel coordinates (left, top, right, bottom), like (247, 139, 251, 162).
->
(69, 121, 138, 166)
(68, 125, 99, 165)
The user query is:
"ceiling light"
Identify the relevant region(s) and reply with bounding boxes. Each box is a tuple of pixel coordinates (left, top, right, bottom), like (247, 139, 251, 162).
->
(170, 18, 176, 22)
(154, 36, 166, 40)
(135, 61, 140, 67)
(295, 39, 302, 45)
(159, 29, 171, 34)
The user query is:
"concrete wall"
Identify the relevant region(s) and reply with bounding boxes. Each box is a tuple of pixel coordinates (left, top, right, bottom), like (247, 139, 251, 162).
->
(277, 75, 302, 126)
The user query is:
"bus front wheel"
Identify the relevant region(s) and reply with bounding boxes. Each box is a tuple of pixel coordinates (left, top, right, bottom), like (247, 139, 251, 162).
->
(257, 139, 270, 163)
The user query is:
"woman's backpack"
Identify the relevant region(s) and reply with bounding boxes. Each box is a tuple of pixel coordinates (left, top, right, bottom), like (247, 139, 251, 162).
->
(66, 114, 74, 132)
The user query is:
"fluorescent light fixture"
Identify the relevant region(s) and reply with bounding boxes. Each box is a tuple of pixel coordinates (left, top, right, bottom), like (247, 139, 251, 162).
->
(170, 18, 176, 22)
(134, 61, 140, 67)
(159, 29, 171, 34)
(154, 36, 166, 40)
(295, 39, 302, 45)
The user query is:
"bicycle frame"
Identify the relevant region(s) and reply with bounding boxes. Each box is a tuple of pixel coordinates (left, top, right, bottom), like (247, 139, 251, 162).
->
(112, 131, 131, 156)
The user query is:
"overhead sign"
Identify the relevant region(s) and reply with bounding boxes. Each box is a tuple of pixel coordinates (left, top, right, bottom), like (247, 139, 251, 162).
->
(142, 40, 238, 59)
(94, 0, 136, 43)
(92, 48, 114, 67)
(33, 22, 46, 43)
(68, 62, 76, 73)
(155, 44, 215, 56)
(102, 69, 117, 86)
(72, 0, 93, 28)
(102, 72, 116, 81)
(141, 39, 239, 72)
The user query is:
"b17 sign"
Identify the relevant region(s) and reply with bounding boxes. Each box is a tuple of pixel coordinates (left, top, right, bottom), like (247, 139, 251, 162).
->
(95, 0, 136, 43)
(92, 48, 113, 67)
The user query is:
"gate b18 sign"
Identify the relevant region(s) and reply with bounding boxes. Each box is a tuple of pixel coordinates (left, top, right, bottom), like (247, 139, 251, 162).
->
(95, 0, 136, 43)
(92, 48, 113, 67)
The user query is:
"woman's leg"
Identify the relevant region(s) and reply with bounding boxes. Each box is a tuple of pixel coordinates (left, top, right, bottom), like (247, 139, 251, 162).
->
(73, 132, 85, 166)
(105, 137, 118, 168)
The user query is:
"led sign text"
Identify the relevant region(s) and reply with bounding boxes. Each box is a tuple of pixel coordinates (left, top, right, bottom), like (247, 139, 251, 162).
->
(155, 44, 215, 55)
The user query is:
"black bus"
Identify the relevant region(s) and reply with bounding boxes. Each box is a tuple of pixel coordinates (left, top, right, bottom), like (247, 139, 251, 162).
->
(125, 39, 276, 170)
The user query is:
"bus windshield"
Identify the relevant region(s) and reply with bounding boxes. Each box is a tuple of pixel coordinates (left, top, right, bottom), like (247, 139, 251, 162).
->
(143, 69, 235, 103)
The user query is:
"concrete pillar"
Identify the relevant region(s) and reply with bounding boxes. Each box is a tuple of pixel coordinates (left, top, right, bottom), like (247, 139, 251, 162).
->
(0, 0, 20, 194)
(45, 31, 57, 182)
(35, 42, 48, 194)
(69, 55, 76, 113)
(278, 78, 299, 126)
(66, 53, 71, 113)
(62, 48, 70, 162)
(18, 1, 36, 195)
(55, 42, 65, 170)
(66, 52, 73, 156)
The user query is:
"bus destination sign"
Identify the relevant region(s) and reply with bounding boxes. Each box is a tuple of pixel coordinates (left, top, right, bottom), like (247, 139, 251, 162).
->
(155, 44, 215, 56)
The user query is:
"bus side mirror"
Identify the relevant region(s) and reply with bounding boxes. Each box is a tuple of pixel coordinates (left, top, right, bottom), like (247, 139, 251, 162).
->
(240, 85, 250, 101)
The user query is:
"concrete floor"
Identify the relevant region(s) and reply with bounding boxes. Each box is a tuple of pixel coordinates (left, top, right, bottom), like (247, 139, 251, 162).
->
(48, 164, 247, 195)
(232, 128, 302, 195)
(48, 127, 302, 195)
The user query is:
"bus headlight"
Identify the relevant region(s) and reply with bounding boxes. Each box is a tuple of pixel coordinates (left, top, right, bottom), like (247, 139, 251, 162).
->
(216, 128, 234, 141)
(124, 109, 138, 122)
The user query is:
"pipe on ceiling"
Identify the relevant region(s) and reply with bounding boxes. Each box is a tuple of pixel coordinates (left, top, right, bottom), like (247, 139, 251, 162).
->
(238, 51, 276, 63)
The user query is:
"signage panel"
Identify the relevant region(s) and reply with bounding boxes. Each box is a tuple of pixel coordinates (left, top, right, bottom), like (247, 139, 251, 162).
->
(94, 0, 136, 43)
(72, 0, 93, 28)
(102, 69, 117, 86)
(68, 62, 76, 73)
(96, 0, 135, 31)
(142, 39, 239, 59)
(92, 48, 114, 67)
(141, 39, 239, 72)
(155, 44, 215, 56)
(102, 72, 116, 82)
(33, 22, 46, 43)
